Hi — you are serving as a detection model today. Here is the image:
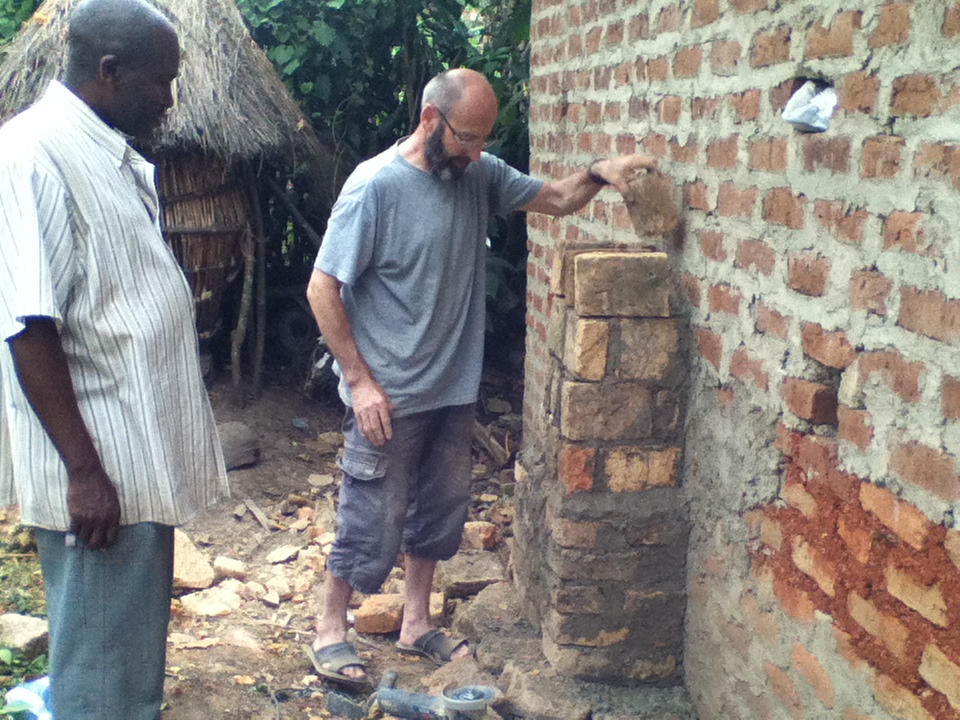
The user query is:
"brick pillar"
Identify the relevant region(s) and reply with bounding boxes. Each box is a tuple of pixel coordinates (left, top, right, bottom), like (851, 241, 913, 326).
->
(515, 249, 689, 683)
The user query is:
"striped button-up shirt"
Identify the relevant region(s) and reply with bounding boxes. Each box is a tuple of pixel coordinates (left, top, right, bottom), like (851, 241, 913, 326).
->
(0, 81, 228, 530)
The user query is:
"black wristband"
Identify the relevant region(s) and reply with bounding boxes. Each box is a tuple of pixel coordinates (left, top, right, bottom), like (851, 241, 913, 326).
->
(587, 158, 609, 185)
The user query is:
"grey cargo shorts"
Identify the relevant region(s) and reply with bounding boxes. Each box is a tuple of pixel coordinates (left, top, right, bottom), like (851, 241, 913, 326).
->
(326, 403, 474, 593)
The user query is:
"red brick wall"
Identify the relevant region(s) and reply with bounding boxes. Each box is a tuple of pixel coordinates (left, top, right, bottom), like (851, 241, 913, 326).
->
(524, 0, 960, 716)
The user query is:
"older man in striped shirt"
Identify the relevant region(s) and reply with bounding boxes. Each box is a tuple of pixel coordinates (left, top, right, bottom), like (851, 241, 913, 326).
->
(0, 1, 228, 717)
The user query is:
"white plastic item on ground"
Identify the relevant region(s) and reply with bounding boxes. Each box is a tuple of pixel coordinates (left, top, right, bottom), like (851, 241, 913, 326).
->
(781, 80, 838, 132)
(3, 675, 52, 720)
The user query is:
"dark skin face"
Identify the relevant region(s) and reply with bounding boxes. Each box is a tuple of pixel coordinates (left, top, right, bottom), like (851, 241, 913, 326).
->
(84, 24, 180, 140)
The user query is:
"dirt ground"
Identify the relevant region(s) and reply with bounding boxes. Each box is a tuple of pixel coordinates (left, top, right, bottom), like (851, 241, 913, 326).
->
(161, 367, 523, 720)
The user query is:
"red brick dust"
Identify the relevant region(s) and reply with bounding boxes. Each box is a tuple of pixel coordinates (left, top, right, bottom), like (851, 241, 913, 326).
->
(752, 428, 960, 720)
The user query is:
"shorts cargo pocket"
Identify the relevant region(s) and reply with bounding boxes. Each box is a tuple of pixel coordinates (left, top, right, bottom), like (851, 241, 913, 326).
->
(338, 446, 388, 481)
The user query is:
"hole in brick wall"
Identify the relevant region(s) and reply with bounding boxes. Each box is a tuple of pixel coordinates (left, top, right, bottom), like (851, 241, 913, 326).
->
(804, 357, 842, 386)
(782, 76, 837, 133)
(794, 75, 833, 94)
(796, 360, 841, 428)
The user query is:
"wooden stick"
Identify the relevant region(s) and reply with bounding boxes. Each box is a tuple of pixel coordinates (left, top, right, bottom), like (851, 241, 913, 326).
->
(243, 497, 277, 531)
(249, 169, 268, 398)
(231, 224, 255, 395)
(473, 420, 511, 468)
(265, 177, 324, 249)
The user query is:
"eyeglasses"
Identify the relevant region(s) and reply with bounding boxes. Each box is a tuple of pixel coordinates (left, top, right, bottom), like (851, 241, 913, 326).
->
(435, 107, 489, 151)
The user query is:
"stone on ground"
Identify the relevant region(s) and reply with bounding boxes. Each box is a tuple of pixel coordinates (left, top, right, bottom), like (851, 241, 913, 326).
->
(307, 473, 335, 489)
(173, 528, 214, 590)
(462, 521, 498, 550)
(240, 581, 266, 600)
(354, 593, 403, 634)
(220, 626, 263, 653)
(265, 574, 292, 601)
(498, 664, 592, 720)
(213, 556, 248, 581)
(418, 655, 500, 698)
(218, 421, 260, 469)
(429, 592, 446, 623)
(454, 582, 526, 637)
(265, 545, 301, 564)
(453, 582, 541, 675)
(0, 613, 48, 660)
(179, 586, 241, 617)
(318, 431, 342, 446)
(435, 551, 505, 599)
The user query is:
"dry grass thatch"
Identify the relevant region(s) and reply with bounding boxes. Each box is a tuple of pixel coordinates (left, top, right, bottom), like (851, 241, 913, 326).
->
(0, 0, 335, 171)
(159, 157, 248, 339)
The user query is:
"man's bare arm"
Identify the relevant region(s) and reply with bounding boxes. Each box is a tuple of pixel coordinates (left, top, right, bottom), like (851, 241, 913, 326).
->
(520, 154, 657, 216)
(8, 318, 120, 549)
(306, 269, 394, 445)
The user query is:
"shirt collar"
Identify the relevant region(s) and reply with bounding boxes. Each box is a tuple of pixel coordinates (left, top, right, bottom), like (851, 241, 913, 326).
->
(42, 80, 136, 169)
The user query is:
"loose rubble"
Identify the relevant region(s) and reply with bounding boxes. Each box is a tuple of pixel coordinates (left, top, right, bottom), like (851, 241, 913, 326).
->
(0, 613, 48, 661)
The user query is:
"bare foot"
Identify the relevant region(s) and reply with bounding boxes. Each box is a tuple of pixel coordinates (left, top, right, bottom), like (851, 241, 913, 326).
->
(450, 639, 471, 660)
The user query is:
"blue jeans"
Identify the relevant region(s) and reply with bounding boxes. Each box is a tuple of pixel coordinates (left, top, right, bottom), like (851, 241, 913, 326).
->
(34, 523, 174, 720)
(328, 404, 474, 593)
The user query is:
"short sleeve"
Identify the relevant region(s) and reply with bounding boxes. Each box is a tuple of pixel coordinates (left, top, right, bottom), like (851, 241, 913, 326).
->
(314, 180, 379, 286)
(484, 154, 543, 218)
(0, 148, 75, 342)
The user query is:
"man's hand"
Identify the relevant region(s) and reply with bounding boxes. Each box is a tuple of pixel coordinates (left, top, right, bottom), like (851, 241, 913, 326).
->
(307, 270, 396, 446)
(9, 318, 121, 549)
(67, 465, 121, 550)
(350, 375, 394, 445)
(590, 154, 658, 194)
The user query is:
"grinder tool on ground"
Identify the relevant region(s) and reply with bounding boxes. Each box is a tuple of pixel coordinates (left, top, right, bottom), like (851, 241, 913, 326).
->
(373, 682, 500, 719)
(325, 669, 500, 719)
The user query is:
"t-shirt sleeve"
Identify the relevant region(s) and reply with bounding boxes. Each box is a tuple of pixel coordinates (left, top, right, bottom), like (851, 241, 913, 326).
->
(485, 153, 543, 218)
(313, 178, 379, 286)
(0, 149, 74, 342)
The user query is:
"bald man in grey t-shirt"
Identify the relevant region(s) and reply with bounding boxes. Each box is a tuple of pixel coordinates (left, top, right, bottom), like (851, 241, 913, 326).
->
(306, 68, 656, 684)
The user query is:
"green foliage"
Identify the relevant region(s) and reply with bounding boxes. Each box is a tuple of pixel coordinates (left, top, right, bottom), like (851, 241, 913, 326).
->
(0, 649, 48, 696)
(0, 0, 39, 47)
(0, 0, 534, 359)
(236, 0, 530, 164)
(238, 0, 533, 360)
(237, 0, 467, 156)
(0, 530, 47, 700)
(0, 531, 44, 618)
(0, 700, 30, 719)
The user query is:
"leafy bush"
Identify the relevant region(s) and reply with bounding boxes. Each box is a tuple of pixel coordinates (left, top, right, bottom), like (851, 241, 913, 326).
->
(0, 647, 48, 696)
(237, 0, 533, 352)
(0, 0, 39, 48)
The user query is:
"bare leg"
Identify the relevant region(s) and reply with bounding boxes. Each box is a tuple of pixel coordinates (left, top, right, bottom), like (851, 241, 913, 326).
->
(398, 555, 470, 659)
(313, 572, 366, 679)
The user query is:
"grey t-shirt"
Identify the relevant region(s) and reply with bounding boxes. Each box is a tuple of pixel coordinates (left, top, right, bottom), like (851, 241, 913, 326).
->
(314, 142, 542, 416)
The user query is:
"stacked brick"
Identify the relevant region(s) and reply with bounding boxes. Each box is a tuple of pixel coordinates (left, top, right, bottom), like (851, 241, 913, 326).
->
(515, 249, 688, 682)
(521, 0, 960, 715)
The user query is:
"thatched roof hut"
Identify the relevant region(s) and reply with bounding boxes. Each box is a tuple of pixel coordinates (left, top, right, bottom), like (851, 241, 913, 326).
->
(0, 0, 341, 392)
(0, 0, 336, 173)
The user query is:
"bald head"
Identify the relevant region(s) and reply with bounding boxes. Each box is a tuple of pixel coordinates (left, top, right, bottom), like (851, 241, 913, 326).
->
(66, 0, 175, 87)
(416, 69, 498, 180)
(421, 68, 497, 117)
(63, 0, 180, 139)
